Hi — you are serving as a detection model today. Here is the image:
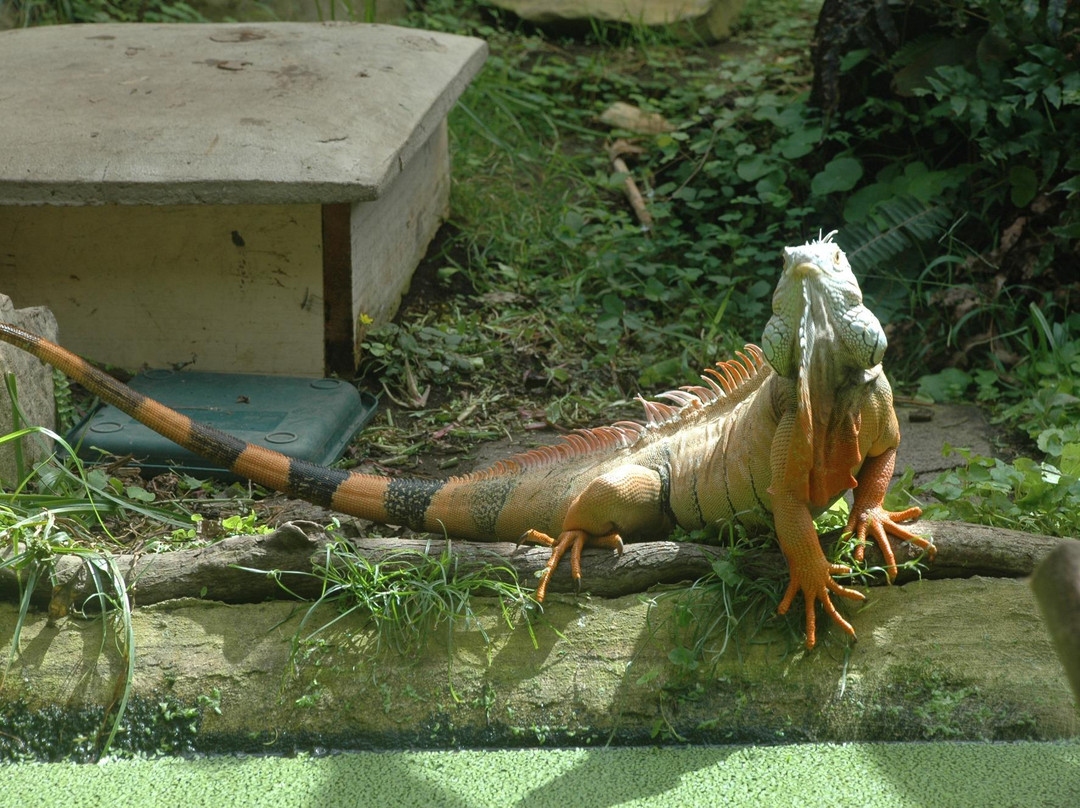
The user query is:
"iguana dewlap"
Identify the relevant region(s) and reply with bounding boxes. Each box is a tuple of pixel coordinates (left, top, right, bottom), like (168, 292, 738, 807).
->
(0, 233, 929, 648)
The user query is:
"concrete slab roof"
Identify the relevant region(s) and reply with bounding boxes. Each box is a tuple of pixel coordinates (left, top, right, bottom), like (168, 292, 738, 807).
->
(0, 22, 487, 206)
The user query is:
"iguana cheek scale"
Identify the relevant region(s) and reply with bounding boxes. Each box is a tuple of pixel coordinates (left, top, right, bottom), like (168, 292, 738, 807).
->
(0, 233, 930, 648)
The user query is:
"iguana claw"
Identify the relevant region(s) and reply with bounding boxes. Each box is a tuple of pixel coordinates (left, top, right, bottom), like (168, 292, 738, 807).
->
(519, 528, 624, 601)
(848, 505, 932, 578)
(779, 504, 927, 648)
(778, 559, 865, 649)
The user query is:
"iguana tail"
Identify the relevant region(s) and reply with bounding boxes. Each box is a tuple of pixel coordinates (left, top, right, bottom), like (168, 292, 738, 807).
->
(0, 321, 410, 526)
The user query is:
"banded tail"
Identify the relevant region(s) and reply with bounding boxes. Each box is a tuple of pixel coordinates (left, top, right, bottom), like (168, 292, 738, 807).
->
(0, 321, 401, 526)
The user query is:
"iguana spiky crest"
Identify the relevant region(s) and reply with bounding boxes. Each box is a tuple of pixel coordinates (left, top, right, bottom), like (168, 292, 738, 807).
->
(447, 347, 765, 487)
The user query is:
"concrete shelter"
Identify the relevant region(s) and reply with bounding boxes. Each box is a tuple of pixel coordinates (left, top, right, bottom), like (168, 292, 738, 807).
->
(0, 22, 487, 376)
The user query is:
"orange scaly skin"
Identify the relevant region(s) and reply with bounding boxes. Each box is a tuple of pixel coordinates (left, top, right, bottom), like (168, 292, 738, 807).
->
(768, 389, 930, 647)
(759, 233, 931, 647)
(0, 234, 928, 648)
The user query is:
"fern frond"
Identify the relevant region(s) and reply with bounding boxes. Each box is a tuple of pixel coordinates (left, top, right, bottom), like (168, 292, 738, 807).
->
(839, 195, 951, 270)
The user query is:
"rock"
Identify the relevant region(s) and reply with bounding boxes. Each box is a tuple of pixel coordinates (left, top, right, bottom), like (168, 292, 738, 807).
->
(490, 0, 746, 41)
(1031, 540, 1080, 706)
(0, 294, 57, 487)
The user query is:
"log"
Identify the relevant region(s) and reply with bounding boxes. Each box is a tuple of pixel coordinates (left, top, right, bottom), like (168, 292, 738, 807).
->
(0, 519, 1070, 612)
(858, 520, 1070, 582)
(0, 522, 725, 611)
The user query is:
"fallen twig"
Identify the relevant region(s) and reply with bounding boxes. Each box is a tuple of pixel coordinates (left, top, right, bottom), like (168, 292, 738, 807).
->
(607, 140, 653, 229)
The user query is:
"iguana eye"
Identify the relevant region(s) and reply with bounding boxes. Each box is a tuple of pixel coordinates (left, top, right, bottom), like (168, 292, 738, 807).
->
(834, 250, 841, 264)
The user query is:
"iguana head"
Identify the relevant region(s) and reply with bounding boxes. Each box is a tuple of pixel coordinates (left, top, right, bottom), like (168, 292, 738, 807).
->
(760, 231, 887, 378)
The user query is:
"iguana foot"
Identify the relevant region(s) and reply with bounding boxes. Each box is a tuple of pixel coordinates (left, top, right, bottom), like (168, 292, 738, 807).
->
(848, 505, 933, 578)
(519, 528, 624, 601)
(778, 559, 865, 649)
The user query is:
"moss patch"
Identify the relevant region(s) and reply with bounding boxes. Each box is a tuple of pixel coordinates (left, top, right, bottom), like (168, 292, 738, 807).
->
(0, 692, 218, 763)
(847, 663, 1040, 742)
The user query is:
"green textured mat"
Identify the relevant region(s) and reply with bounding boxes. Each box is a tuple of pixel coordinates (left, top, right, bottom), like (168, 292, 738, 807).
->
(2, 742, 1079, 807)
(67, 369, 377, 478)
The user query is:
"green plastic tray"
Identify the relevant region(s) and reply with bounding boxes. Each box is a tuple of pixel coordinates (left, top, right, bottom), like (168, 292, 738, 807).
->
(67, 369, 377, 478)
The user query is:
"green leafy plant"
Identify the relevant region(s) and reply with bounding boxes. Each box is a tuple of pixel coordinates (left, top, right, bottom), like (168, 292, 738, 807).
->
(360, 311, 492, 407)
(220, 510, 273, 536)
(902, 298, 1080, 532)
(908, 449, 1080, 537)
(661, 526, 785, 669)
(996, 306, 1080, 460)
(306, 540, 534, 653)
(826, 1, 1079, 360)
(0, 377, 220, 760)
(916, 304, 1080, 464)
(838, 195, 954, 273)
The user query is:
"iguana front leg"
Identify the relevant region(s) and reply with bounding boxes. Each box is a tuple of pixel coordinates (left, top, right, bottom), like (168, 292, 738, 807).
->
(769, 409, 865, 648)
(847, 447, 933, 576)
(771, 486, 865, 648)
(521, 464, 666, 601)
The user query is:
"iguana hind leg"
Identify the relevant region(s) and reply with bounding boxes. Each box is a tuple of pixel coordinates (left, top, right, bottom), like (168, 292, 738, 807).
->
(847, 448, 933, 577)
(522, 528, 624, 601)
(520, 464, 665, 601)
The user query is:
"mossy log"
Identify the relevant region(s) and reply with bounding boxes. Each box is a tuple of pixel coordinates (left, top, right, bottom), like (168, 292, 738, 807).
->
(0, 520, 1069, 612)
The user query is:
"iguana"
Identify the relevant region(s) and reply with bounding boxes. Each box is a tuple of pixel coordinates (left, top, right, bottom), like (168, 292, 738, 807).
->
(0, 233, 930, 648)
